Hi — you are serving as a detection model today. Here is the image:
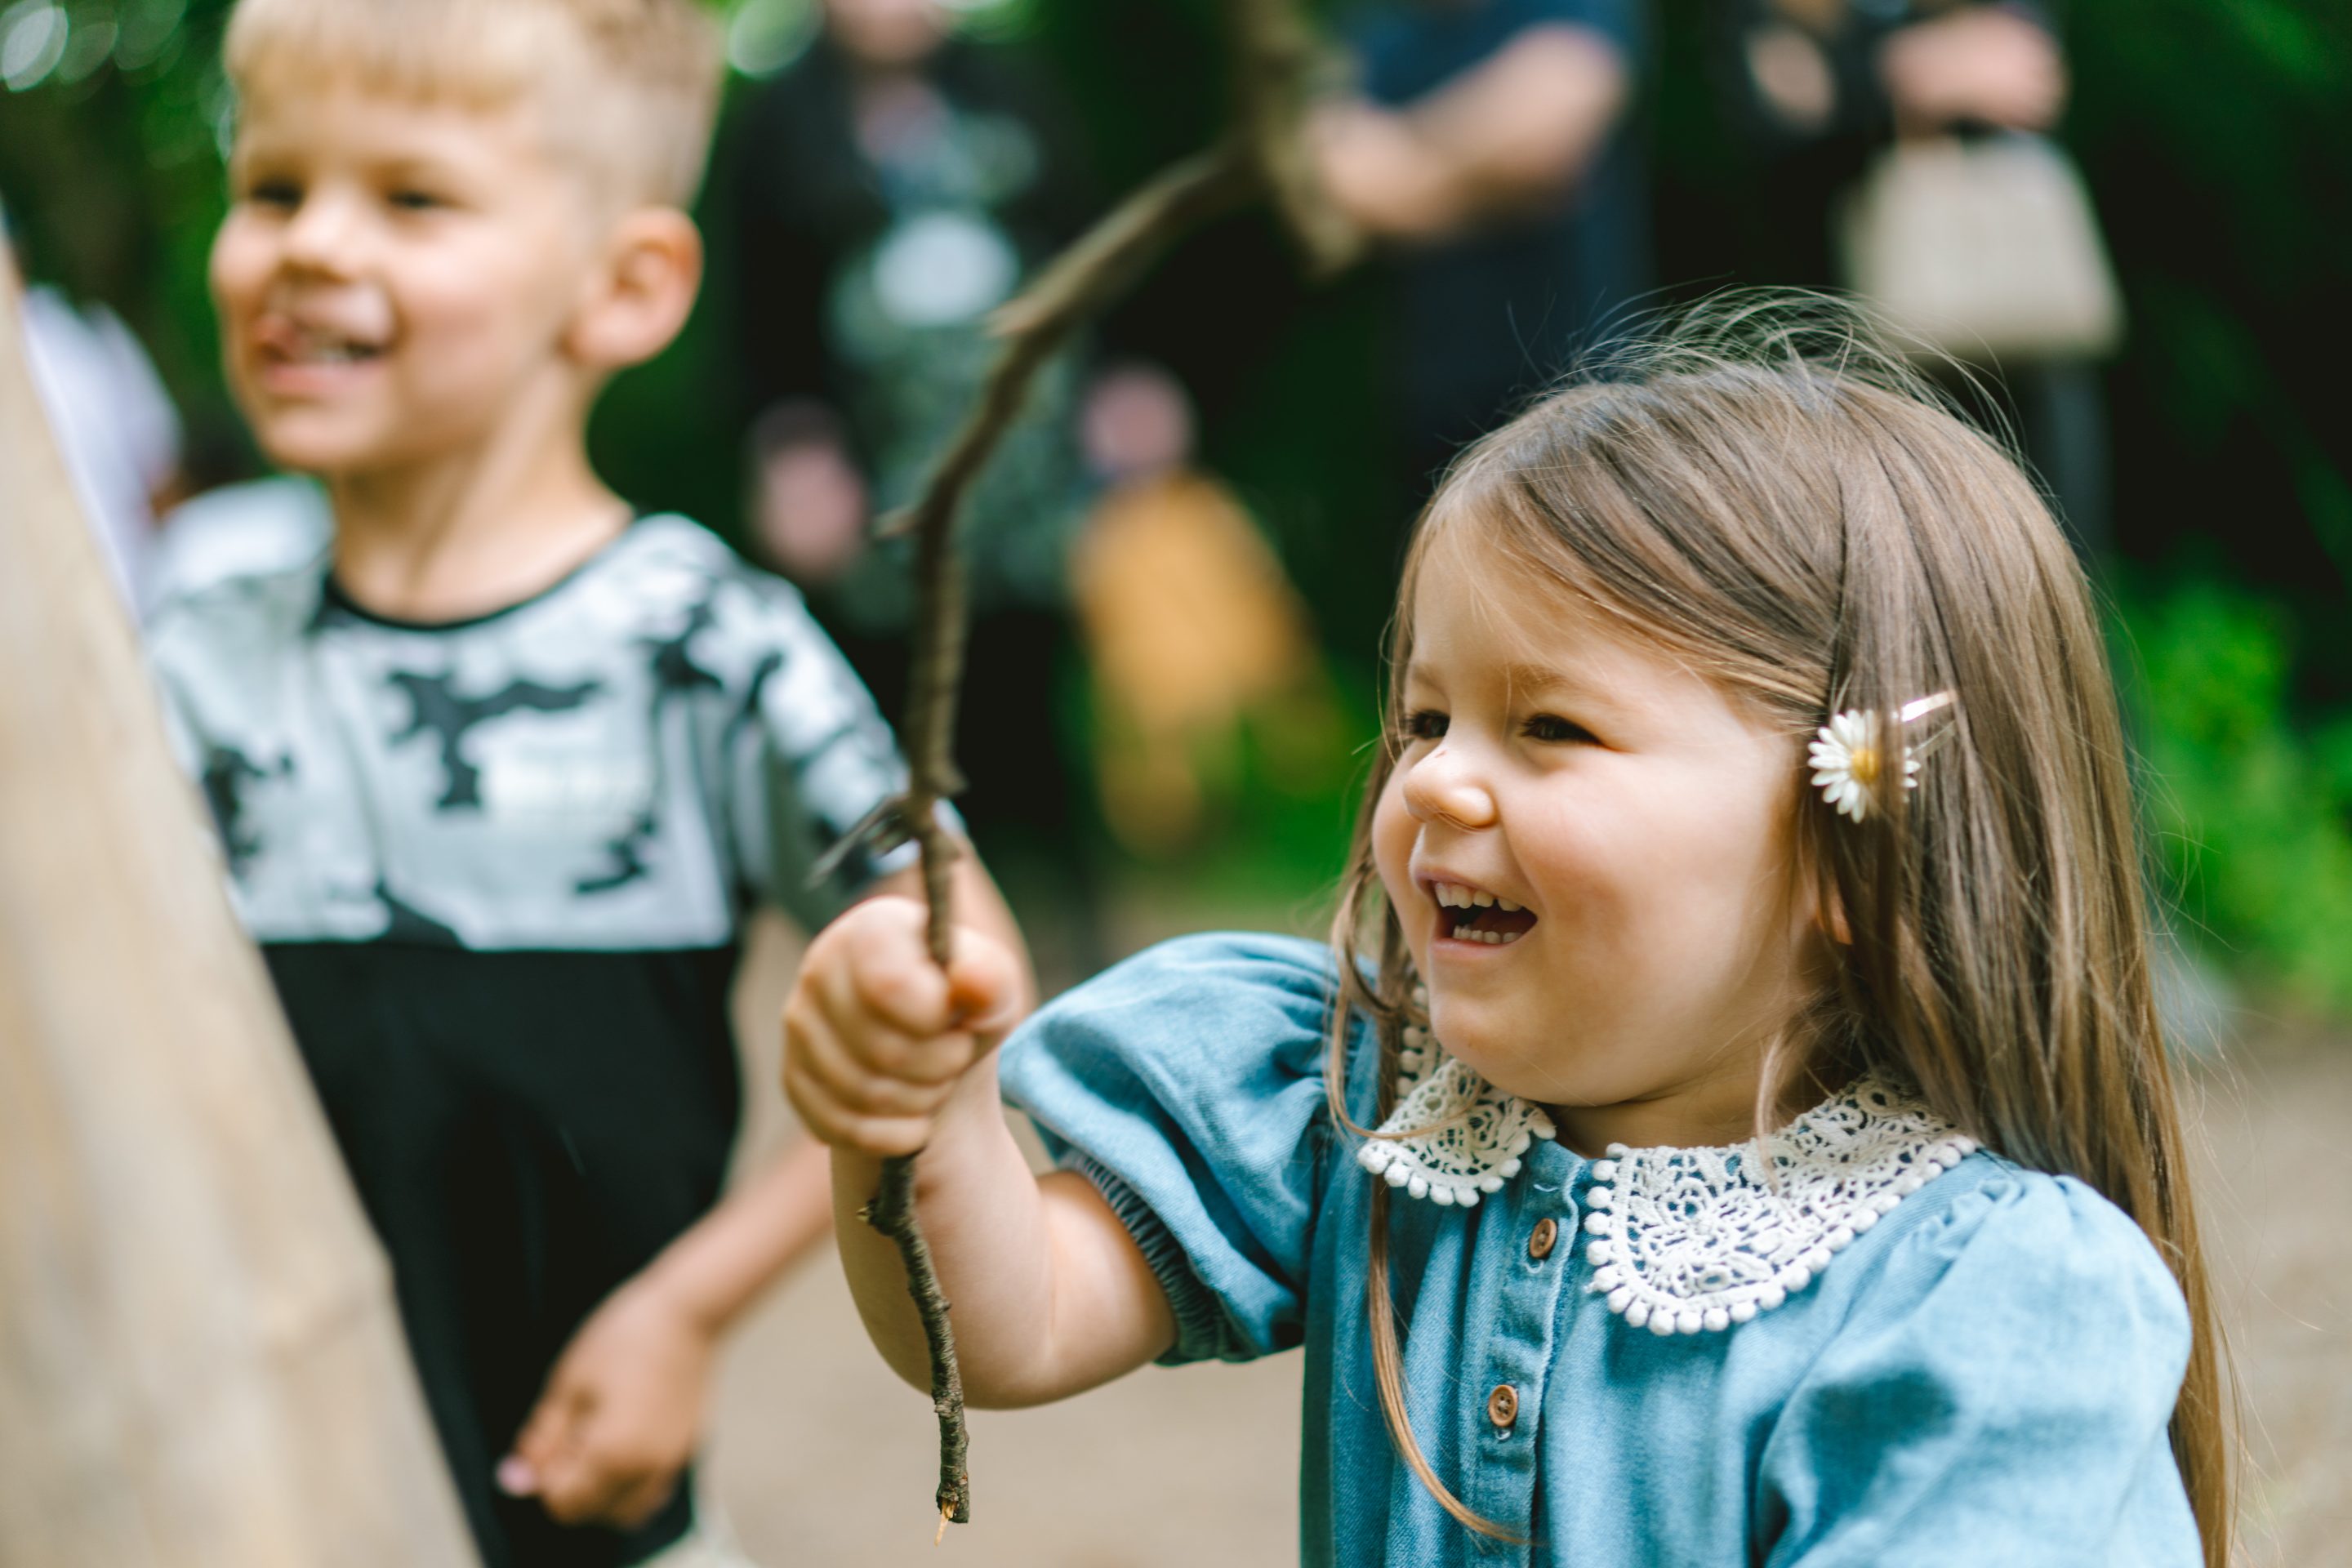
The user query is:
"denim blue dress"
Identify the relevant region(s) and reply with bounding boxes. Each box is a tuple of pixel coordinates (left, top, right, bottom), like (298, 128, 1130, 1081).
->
(996, 933, 2202, 1567)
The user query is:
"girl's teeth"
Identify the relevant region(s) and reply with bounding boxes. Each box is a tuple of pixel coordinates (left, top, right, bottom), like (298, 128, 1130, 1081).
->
(1472, 890, 1494, 908)
(1498, 898, 1521, 913)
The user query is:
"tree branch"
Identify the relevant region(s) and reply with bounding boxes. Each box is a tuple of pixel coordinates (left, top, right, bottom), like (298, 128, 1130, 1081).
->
(850, 0, 1361, 1533)
(1220, 0, 1363, 277)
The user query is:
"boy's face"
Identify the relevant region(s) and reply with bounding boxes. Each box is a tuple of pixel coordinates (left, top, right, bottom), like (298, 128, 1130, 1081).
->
(212, 82, 602, 476)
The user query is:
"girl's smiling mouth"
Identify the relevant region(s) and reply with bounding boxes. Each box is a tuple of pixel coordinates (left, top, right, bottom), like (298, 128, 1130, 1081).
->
(1428, 879, 1539, 947)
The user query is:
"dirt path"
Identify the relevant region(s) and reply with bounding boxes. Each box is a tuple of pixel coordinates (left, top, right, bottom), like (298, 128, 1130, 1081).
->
(2189, 1021, 2352, 1564)
(707, 912, 1300, 1566)
(706, 915, 2352, 1565)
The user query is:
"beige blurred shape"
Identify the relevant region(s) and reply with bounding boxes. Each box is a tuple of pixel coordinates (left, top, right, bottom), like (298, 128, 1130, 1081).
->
(1071, 471, 1340, 853)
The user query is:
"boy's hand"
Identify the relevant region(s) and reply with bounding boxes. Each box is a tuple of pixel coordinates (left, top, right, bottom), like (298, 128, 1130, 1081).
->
(499, 1281, 715, 1530)
(782, 895, 1026, 1158)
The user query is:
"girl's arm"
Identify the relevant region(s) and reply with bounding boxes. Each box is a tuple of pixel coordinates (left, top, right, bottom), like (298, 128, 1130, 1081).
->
(785, 896, 1178, 1407)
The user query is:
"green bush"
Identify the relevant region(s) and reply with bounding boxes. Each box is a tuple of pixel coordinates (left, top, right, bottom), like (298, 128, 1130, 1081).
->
(2125, 580, 2352, 1011)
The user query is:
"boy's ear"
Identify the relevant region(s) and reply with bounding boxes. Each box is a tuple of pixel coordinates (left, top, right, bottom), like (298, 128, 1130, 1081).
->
(567, 208, 702, 372)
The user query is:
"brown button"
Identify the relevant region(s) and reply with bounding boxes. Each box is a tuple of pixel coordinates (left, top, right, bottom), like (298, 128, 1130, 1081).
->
(1486, 1383, 1519, 1431)
(1527, 1217, 1560, 1261)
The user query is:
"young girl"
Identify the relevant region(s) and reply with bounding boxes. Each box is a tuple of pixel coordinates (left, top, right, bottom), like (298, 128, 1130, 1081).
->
(781, 313, 2230, 1566)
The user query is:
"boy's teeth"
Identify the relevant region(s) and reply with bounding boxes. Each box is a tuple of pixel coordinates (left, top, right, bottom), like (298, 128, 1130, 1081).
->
(1472, 890, 1494, 908)
(1498, 898, 1521, 913)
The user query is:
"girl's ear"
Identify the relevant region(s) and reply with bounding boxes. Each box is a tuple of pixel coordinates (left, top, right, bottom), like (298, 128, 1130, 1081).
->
(1815, 886, 1853, 947)
(1796, 831, 1853, 946)
(568, 207, 703, 372)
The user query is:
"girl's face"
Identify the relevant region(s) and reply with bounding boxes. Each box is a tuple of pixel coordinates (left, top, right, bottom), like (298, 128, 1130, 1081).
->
(1370, 528, 1827, 1152)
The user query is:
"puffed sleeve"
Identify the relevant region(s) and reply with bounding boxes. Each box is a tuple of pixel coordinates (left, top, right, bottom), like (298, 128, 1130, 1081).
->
(997, 932, 1353, 1367)
(1760, 1169, 2203, 1567)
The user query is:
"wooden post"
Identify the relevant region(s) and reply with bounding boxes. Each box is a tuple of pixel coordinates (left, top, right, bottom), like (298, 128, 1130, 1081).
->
(0, 277, 480, 1565)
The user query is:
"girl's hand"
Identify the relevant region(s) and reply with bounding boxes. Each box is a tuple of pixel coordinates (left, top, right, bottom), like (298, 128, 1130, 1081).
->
(782, 895, 1027, 1158)
(498, 1281, 714, 1529)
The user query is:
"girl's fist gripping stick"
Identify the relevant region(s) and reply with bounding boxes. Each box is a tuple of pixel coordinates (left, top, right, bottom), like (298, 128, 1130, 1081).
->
(782, 893, 1183, 1447)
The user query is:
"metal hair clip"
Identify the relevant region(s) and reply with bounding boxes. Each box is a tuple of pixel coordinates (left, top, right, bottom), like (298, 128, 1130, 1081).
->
(1808, 692, 1956, 822)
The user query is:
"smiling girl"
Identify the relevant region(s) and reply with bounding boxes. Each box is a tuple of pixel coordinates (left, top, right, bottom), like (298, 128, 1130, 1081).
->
(781, 307, 2230, 1566)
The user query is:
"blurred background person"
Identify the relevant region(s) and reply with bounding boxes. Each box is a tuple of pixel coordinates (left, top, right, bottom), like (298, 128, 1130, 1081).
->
(1313, 0, 1649, 519)
(727, 0, 1105, 974)
(6, 194, 182, 616)
(1713, 0, 2113, 556)
(1067, 361, 1342, 858)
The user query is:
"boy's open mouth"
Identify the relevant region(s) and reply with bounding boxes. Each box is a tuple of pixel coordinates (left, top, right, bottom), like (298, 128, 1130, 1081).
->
(267, 333, 387, 366)
(1430, 881, 1538, 947)
(256, 316, 391, 369)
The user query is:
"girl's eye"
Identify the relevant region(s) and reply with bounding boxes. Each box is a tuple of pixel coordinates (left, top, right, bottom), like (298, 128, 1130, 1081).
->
(1524, 712, 1597, 745)
(1400, 708, 1449, 742)
(387, 189, 445, 212)
(248, 179, 302, 210)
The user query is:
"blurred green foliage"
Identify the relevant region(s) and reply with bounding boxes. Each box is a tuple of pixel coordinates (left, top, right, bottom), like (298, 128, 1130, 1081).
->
(2126, 580, 2352, 1011)
(4, 0, 2350, 1001)
(2065, 0, 2352, 1009)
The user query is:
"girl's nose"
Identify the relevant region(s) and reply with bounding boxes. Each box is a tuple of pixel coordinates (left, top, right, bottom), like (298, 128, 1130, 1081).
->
(1401, 743, 1499, 831)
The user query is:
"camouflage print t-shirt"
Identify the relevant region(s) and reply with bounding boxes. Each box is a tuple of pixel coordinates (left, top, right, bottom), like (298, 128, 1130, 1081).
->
(145, 514, 920, 1568)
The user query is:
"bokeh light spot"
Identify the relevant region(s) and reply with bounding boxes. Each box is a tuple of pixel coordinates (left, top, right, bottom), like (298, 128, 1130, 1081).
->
(726, 0, 817, 79)
(55, 6, 114, 85)
(1, 0, 67, 92)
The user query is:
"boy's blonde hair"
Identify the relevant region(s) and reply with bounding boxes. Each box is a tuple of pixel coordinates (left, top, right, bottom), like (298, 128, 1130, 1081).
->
(224, 0, 724, 208)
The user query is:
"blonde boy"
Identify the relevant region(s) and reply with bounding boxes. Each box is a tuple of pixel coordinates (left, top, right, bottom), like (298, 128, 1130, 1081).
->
(147, 3, 1029, 1564)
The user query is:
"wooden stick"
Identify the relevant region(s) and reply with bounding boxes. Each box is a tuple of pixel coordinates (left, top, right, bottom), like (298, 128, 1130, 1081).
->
(854, 1, 1359, 1532)
(1219, 0, 1363, 278)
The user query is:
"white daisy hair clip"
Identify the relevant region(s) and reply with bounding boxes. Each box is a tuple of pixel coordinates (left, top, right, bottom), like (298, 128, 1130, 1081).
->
(1809, 691, 1956, 822)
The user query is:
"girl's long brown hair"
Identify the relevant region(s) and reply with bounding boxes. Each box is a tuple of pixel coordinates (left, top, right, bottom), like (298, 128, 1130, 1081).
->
(1326, 300, 2232, 1562)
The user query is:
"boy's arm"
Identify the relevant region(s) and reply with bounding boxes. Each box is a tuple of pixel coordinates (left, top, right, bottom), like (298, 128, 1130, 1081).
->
(507, 852, 1035, 1527)
(786, 899, 1178, 1410)
(500, 1140, 832, 1528)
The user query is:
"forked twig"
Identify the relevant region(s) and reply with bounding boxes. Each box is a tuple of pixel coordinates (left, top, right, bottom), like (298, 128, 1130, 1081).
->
(835, 1, 1357, 1533)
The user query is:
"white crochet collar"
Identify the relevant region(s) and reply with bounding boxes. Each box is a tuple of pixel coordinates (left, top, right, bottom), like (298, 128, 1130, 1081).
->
(1354, 1017, 1557, 1206)
(1355, 1022, 1978, 1335)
